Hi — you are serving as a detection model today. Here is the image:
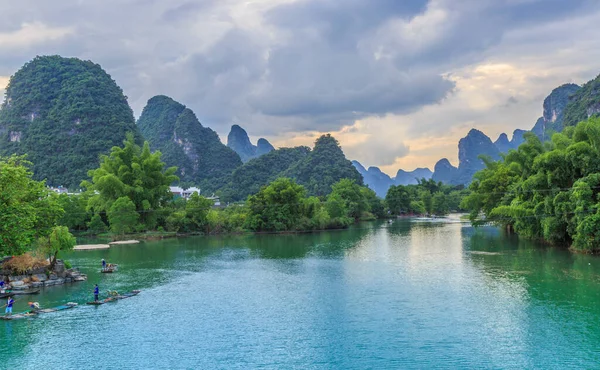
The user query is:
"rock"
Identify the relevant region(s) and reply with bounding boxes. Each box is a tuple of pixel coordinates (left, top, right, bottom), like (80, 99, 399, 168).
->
(64, 277, 73, 283)
(10, 281, 27, 289)
(34, 274, 47, 282)
(31, 282, 43, 288)
(74, 276, 87, 282)
(54, 260, 65, 274)
(49, 273, 57, 280)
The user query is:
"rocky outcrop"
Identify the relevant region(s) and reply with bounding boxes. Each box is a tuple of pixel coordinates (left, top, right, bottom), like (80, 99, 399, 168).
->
(256, 138, 275, 156)
(395, 168, 433, 186)
(432, 158, 458, 184)
(533, 83, 581, 139)
(227, 125, 274, 162)
(563, 76, 600, 128)
(494, 133, 511, 153)
(453, 129, 500, 185)
(1, 260, 87, 290)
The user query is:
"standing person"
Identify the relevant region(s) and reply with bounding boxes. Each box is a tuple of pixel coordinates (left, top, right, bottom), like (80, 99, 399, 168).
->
(5, 297, 14, 315)
(94, 284, 99, 302)
(101, 259, 106, 271)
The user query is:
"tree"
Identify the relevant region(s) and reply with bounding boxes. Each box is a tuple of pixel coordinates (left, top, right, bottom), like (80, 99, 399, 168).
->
(420, 190, 433, 214)
(386, 185, 411, 215)
(0, 155, 64, 255)
(37, 226, 76, 269)
(87, 214, 108, 234)
(463, 117, 600, 252)
(108, 197, 139, 235)
(57, 193, 90, 230)
(186, 193, 214, 231)
(432, 192, 449, 215)
(328, 179, 368, 219)
(82, 134, 178, 230)
(245, 178, 307, 231)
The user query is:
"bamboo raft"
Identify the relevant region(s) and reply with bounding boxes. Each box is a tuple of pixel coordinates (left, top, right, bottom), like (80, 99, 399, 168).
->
(86, 290, 140, 305)
(0, 302, 78, 320)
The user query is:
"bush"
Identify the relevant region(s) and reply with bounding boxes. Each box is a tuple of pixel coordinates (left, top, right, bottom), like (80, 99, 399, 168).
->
(64, 260, 72, 269)
(2, 254, 49, 274)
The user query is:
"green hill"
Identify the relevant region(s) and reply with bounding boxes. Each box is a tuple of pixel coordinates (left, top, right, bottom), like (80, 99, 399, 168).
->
(220, 146, 311, 202)
(0, 55, 141, 188)
(563, 75, 600, 128)
(137, 95, 242, 192)
(284, 134, 363, 196)
(221, 134, 363, 202)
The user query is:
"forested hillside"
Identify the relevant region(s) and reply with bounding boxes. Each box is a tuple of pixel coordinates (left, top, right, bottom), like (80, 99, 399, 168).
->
(137, 95, 242, 192)
(0, 56, 141, 188)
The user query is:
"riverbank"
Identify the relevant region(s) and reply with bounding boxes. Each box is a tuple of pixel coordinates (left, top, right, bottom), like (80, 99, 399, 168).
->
(1, 260, 87, 291)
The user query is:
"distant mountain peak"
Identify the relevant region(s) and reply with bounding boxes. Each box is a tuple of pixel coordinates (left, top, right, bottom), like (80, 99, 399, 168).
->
(227, 124, 274, 162)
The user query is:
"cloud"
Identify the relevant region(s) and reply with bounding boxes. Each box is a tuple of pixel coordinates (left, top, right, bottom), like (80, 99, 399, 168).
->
(0, 22, 72, 50)
(0, 0, 600, 173)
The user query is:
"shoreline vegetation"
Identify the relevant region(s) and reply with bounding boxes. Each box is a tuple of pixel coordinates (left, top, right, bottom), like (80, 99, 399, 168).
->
(462, 117, 600, 254)
(1, 134, 469, 272)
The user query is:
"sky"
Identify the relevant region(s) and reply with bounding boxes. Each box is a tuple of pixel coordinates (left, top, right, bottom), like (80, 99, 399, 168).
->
(1, 0, 600, 176)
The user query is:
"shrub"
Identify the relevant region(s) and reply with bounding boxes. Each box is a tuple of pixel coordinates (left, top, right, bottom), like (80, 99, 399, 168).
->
(2, 254, 49, 274)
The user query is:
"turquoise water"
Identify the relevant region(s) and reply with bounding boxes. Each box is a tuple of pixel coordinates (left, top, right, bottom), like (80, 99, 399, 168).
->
(2, 217, 600, 369)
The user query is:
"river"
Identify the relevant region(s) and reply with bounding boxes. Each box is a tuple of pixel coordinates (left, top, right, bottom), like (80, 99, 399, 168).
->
(1, 216, 600, 369)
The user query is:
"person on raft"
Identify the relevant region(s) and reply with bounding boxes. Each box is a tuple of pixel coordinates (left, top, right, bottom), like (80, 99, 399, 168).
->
(102, 259, 106, 270)
(94, 284, 99, 301)
(28, 302, 40, 314)
(5, 297, 14, 315)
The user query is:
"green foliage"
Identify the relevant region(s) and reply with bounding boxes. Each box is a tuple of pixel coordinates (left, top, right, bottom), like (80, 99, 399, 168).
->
(37, 226, 76, 268)
(386, 185, 411, 214)
(432, 192, 449, 215)
(221, 134, 362, 202)
(328, 179, 368, 219)
(87, 214, 108, 234)
(463, 117, 600, 252)
(0, 155, 64, 255)
(386, 178, 467, 216)
(137, 95, 242, 192)
(82, 134, 178, 231)
(220, 147, 311, 202)
(563, 76, 600, 128)
(245, 178, 307, 232)
(0, 55, 141, 188)
(57, 193, 90, 230)
(108, 197, 139, 235)
(183, 193, 213, 232)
